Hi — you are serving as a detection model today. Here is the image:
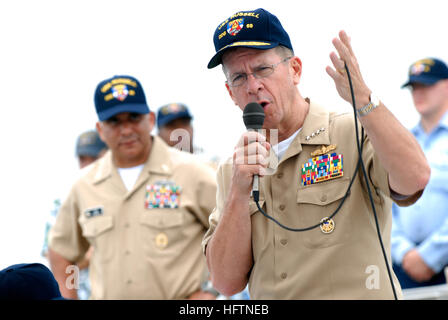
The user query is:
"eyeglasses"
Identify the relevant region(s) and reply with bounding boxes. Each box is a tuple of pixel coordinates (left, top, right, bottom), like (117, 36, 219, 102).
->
(226, 56, 293, 87)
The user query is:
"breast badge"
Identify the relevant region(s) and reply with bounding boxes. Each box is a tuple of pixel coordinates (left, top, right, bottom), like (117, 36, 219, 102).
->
(155, 232, 168, 249)
(320, 217, 335, 234)
(310, 144, 337, 157)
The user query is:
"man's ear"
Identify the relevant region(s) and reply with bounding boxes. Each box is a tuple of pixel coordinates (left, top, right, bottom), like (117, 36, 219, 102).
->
(225, 82, 239, 106)
(148, 112, 156, 132)
(96, 122, 105, 142)
(290, 56, 302, 85)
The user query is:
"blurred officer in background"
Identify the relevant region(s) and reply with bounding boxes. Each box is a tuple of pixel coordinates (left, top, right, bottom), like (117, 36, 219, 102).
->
(392, 58, 448, 288)
(42, 129, 107, 299)
(75, 130, 108, 168)
(157, 103, 194, 153)
(0, 263, 65, 300)
(48, 75, 217, 300)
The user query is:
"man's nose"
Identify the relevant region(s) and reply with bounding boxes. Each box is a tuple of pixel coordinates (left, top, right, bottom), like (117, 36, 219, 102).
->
(119, 120, 134, 134)
(246, 74, 263, 95)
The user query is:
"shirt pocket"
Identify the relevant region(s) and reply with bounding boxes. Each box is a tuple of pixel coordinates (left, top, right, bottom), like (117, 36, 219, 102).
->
(140, 210, 186, 255)
(81, 216, 114, 262)
(296, 177, 352, 249)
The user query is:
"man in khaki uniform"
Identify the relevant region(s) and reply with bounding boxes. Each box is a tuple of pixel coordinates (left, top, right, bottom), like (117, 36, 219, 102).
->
(203, 8, 431, 299)
(49, 75, 217, 300)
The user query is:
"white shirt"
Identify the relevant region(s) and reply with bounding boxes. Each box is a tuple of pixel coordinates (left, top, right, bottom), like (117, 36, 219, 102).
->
(272, 128, 301, 160)
(118, 164, 145, 191)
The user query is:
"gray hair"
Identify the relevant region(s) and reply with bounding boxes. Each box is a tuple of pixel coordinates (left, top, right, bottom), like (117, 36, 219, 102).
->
(221, 45, 294, 77)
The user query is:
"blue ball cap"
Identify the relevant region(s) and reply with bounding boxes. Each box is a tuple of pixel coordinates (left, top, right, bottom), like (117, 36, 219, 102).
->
(75, 130, 107, 157)
(402, 58, 448, 88)
(0, 263, 64, 300)
(94, 75, 150, 121)
(207, 8, 293, 69)
(157, 103, 193, 128)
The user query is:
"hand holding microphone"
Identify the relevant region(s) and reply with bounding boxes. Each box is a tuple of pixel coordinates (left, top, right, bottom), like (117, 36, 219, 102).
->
(232, 102, 268, 200)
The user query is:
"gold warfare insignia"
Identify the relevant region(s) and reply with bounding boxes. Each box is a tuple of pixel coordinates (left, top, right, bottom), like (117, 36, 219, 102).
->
(155, 232, 168, 249)
(320, 217, 335, 234)
(310, 144, 337, 157)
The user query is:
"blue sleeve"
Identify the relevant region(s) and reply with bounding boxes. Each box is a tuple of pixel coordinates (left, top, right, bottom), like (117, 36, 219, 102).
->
(391, 204, 415, 265)
(417, 218, 448, 273)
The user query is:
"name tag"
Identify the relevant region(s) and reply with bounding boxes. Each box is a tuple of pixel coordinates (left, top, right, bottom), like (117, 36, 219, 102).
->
(84, 206, 104, 218)
(145, 181, 182, 209)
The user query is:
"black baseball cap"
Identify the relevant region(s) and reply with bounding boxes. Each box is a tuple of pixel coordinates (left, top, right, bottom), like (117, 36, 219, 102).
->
(157, 103, 193, 129)
(208, 8, 293, 69)
(0, 263, 65, 300)
(401, 58, 448, 88)
(94, 75, 150, 121)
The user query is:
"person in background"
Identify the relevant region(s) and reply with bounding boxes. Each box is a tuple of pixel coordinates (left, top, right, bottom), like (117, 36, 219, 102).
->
(157, 102, 221, 170)
(392, 58, 448, 288)
(0, 263, 65, 300)
(157, 103, 194, 153)
(48, 75, 218, 300)
(42, 129, 107, 299)
(157, 102, 247, 299)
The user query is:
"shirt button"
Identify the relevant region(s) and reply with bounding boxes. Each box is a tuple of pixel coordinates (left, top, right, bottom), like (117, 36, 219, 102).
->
(277, 172, 284, 179)
(127, 279, 133, 285)
(279, 204, 286, 211)
(125, 250, 131, 255)
(320, 194, 327, 202)
(281, 272, 287, 279)
(280, 239, 288, 246)
(124, 222, 130, 228)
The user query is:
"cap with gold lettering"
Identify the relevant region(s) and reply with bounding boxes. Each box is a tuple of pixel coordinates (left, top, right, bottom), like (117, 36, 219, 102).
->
(401, 58, 448, 88)
(94, 75, 150, 121)
(207, 8, 293, 69)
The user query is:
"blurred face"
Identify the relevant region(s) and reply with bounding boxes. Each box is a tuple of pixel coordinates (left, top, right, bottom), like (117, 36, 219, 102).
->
(158, 118, 194, 153)
(96, 112, 155, 168)
(222, 47, 302, 132)
(78, 149, 107, 169)
(411, 80, 448, 117)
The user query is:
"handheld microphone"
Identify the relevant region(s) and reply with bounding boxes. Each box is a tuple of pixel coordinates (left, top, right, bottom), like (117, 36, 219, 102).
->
(242, 102, 265, 200)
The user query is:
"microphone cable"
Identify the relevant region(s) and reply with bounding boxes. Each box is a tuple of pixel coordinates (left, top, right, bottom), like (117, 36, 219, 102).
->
(252, 63, 398, 300)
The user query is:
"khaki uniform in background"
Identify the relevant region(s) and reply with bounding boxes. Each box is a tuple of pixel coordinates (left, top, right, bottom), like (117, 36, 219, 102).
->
(50, 136, 217, 299)
(203, 101, 422, 299)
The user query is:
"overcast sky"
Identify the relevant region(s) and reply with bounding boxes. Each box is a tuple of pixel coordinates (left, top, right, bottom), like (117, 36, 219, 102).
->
(1, 0, 447, 269)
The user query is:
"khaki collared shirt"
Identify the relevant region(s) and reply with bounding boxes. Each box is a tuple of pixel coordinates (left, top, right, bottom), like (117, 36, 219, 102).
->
(203, 101, 422, 299)
(50, 136, 217, 299)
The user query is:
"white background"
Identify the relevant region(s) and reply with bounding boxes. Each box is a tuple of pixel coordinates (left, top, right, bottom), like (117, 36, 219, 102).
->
(0, 0, 446, 269)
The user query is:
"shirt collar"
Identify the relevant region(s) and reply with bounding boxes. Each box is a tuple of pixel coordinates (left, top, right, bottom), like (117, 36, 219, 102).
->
(93, 135, 173, 184)
(412, 110, 448, 137)
(279, 99, 331, 164)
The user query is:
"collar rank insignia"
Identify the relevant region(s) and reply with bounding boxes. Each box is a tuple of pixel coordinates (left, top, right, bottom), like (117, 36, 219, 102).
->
(145, 181, 181, 209)
(301, 152, 343, 186)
